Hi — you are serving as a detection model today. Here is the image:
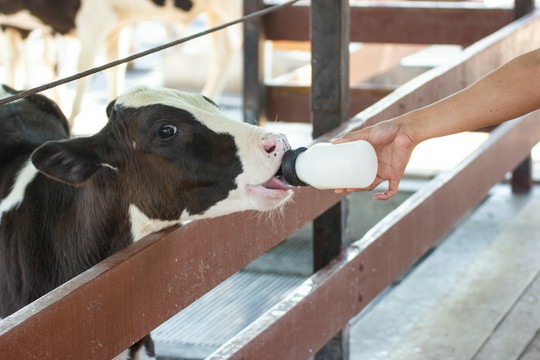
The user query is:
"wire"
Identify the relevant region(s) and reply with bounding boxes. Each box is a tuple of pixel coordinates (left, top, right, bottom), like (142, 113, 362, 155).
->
(0, 0, 300, 106)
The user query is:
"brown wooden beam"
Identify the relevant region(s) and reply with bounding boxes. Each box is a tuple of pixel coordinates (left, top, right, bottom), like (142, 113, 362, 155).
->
(264, 1, 514, 45)
(266, 84, 396, 123)
(0, 188, 344, 359)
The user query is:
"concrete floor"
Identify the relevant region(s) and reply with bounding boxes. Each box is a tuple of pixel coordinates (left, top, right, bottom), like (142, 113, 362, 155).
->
(350, 185, 540, 360)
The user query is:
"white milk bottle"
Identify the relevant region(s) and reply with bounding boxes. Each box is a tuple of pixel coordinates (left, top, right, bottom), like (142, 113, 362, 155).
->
(279, 140, 377, 189)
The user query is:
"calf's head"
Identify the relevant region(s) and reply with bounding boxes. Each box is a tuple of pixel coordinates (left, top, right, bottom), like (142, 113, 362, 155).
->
(31, 86, 293, 239)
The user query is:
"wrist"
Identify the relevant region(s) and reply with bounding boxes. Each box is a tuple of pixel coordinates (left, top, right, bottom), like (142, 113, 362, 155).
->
(394, 110, 427, 146)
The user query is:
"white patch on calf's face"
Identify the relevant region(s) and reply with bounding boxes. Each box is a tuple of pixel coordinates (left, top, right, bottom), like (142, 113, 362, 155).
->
(129, 204, 179, 241)
(130, 197, 260, 241)
(0, 161, 38, 222)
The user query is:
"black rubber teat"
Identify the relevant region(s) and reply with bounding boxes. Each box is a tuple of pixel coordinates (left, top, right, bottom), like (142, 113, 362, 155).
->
(279, 147, 308, 186)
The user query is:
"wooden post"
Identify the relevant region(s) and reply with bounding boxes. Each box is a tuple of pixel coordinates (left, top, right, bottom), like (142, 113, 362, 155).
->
(243, 0, 266, 125)
(510, 0, 535, 192)
(514, 0, 535, 18)
(311, 1, 351, 359)
(512, 156, 533, 193)
(310, 1, 350, 138)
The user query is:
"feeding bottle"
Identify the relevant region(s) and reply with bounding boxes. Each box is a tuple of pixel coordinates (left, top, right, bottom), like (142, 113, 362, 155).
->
(279, 140, 378, 190)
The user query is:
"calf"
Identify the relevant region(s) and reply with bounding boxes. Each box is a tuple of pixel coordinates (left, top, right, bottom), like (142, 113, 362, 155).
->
(0, 84, 293, 359)
(0, 0, 241, 123)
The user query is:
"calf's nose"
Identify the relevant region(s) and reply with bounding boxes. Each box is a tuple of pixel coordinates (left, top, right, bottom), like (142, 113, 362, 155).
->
(260, 133, 291, 155)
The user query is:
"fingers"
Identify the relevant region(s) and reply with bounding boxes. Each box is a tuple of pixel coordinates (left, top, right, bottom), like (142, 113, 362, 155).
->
(373, 189, 396, 201)
(331, 137, 348, 144)
(331, 130, 366, 144)
(334, 188, 358, 194)
(373, 179, 399, 201)
(333, 177, 384, 195)
(334, 178, 400, 201)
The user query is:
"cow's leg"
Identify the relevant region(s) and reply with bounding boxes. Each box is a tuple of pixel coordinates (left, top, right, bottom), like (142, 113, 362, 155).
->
(41, 32, 63, 103)
(201, 8, 240, 98)
(42, 32, 59, 81)
(70, 25, 106, 126)
(1, 28, 22, 87)
(70, 4, 117, 126)
(104, 26, 132, 101)
(70, 40, 99, 126)
(20, 35, 32, 89)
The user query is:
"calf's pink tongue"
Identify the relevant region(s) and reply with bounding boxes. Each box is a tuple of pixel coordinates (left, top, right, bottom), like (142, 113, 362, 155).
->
(264, 176, 293, 190)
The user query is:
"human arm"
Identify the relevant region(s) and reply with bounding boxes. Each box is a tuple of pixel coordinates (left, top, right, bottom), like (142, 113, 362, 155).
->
(333, 48, 540, 200)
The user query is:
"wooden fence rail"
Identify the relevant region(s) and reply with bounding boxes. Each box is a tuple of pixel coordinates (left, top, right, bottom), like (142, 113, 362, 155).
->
(264, 0, 514, 45)
(0, 4, 539, 360)
(249, 0, 517, 125)
(208, 9, 540, 359)
(208, 112, 540, 359)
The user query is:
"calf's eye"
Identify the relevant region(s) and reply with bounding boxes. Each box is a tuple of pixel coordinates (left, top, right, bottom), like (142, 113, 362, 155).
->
(156, 125, 178, 139)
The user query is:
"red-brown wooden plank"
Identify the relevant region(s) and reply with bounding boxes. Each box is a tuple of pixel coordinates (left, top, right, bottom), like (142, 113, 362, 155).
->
(266, 84, 395, 123)
(0, 187, 343, 359)
(265, 1, 514, 45)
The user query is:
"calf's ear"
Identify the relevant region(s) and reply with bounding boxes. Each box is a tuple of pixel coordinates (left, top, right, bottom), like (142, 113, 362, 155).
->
(31, 137, 102, 187)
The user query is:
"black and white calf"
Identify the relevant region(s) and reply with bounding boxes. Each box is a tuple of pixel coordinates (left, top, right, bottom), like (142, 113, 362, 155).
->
(0, 84, 293, 359)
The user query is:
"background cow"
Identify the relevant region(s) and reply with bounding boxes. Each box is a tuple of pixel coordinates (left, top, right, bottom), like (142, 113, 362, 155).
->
(0, 0, 242, 125)
(0, 84, 293, 359)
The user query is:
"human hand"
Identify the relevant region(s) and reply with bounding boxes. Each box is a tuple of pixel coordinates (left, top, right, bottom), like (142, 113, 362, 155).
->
(331, 119, 416, 200)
